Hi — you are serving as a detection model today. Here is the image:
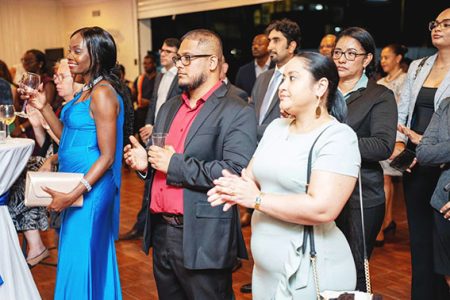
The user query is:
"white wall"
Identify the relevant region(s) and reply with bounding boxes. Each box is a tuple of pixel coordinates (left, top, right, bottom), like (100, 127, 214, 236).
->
(0, 0, 140, 80)
(0, 0, 65, 70)
(62, 0, 139, 80)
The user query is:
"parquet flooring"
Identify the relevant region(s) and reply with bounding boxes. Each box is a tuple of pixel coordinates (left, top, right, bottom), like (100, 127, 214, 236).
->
(30, 169, 411, 299)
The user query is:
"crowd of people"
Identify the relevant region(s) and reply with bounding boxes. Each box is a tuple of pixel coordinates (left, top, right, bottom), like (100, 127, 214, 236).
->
(0, 6, 449, 300)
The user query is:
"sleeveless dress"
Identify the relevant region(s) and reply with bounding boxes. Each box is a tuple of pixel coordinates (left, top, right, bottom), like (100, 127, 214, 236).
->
(54, 88, 123, 300)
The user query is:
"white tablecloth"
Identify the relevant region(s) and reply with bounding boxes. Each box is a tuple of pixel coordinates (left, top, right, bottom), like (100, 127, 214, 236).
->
(0, 138, 41, 300)
(0, 138, 35, 194)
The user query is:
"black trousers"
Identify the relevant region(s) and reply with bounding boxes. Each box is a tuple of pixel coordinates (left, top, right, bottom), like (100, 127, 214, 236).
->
(152, 221, 235, 300)
(403, 165, 448, 300)
(131, 180, 150, 234)
(336, 202, 385, 291)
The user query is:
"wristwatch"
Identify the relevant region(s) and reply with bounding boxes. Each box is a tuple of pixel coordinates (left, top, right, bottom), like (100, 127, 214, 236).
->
(255, 193, 264, 211)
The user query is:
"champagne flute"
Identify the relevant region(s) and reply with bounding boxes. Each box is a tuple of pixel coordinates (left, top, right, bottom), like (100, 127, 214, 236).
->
(0, 104, 16, 138)
(17, 72, 41, 118)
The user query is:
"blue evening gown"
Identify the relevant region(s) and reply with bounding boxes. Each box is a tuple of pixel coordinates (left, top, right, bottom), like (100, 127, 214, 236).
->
(54, 88, 123, 300)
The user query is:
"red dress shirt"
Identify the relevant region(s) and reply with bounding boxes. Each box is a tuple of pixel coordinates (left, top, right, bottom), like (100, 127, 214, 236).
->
(150, 81, 223, 214)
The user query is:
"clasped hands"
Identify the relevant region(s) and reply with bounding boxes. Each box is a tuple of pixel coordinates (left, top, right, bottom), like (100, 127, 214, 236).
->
(123, 135, 174, 173)
(394, 124, 422, 172)
(207, 169, 260, 211)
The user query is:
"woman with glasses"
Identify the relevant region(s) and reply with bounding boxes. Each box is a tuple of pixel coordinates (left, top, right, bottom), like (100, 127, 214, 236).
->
(394, 8, 450, 299)
(332, 27, 397, 291)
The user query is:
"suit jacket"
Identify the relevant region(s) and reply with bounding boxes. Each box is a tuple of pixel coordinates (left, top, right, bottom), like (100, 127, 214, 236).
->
(235, 61, 257, 96)
(398, 53, 450, 142)
(346, 80, 397, 208)
(250, 69, 281, 141)
(142, 83, 257, 270)
(416, 97, 450, 210)
(144, 72, 182, 125)
(226, 82, 248, 101)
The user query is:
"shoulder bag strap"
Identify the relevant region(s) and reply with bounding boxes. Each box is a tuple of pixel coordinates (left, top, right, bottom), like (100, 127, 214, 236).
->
(301, 124, 333, 300)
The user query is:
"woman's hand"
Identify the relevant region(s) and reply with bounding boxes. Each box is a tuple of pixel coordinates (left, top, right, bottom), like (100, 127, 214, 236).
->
(44, 187, 78, 212)
(24, 83, 48, 111)
(123, 135, 148, 172)
(440, 202, 450, 220)
(398, 124, 422, 145)
(207, 169, 260, 211)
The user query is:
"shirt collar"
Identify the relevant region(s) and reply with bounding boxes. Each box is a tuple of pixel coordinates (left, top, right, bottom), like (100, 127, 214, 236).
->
(254, 57, 271, 68)
(341, 73, 368, 100)
(165, 66, 178, 76)
(181, 81, 223, 108)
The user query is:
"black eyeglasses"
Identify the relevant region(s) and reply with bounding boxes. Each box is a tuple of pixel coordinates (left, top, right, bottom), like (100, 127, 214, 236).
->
(159, 48, 177, 55)
(172, 54, 213, 66)
(429, 19, 450, 31)
(332, 49, 367, 61)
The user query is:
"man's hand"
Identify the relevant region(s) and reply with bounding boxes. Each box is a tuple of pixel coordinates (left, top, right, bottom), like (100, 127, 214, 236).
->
(139, 124, 153, 143)
(148, 145, 175, 174)
(123, 135, 148, 172)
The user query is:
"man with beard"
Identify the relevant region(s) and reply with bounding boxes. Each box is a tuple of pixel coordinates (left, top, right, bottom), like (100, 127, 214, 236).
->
(239, 19, 301, 231)
(123, 29, 257, 299)
(235, 33, 271, 96)
(239, 18, 301, 294)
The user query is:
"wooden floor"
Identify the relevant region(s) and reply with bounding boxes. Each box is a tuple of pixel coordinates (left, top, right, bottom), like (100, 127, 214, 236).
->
(31, 168, 411, 299)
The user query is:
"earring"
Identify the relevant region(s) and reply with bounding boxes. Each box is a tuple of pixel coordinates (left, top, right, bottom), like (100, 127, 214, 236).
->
(315, 95, 321, 118)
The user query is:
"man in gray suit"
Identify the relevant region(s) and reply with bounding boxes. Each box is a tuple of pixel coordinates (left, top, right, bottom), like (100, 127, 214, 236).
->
(240, 19, 301, 230)
(124, 29, 257, 299)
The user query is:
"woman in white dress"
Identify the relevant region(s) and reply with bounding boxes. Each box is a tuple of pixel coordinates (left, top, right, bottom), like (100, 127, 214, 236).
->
(375, 43, 408, 246)
(208, 52, 361, 299)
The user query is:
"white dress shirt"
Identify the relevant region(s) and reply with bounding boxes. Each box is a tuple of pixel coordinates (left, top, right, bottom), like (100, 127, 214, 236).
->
(155, 66, 177, 117)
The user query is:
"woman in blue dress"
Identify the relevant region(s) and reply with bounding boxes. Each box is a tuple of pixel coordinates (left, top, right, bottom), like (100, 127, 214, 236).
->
(28, 27, 126, 299)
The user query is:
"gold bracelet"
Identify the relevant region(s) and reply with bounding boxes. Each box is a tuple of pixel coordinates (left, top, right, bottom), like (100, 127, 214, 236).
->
(255, 192, 264, 211)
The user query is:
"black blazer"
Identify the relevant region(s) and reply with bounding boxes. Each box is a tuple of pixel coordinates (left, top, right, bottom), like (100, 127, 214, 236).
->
(346, 80, 398, 208)
(226, 82, 249, 101)
(144, 72, 182, 125)
(142, 83, 257, 269)
(235, 61, 257, 96)
(250, 69, 281, 141)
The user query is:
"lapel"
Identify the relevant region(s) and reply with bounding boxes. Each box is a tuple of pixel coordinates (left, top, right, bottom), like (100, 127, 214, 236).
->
(263, 84, 281, 123)
(184, 84, 226, 149)
(167, 76, 179, 100)
(154, 73, 163, 92)
(161, 96, 182, 134)
(255, 69, 274, 117)
(436, 66, 450, 108)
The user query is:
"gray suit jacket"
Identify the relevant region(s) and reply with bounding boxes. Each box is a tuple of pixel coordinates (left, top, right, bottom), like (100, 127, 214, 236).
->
(142, 83, 257, 269)
(398, 54, 450, 142)
(250, 69, 280, 141)
(416, 97, 450, 211)
(144, 72, 182, 125)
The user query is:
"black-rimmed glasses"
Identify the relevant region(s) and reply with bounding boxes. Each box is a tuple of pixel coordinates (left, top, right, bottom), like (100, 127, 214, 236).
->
(332, 49, 367, 61)
(172, 54, 213, 66)
(429, 19, 450, 31)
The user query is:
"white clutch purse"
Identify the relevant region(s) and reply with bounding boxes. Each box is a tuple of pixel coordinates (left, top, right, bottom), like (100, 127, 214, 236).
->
(25, 171, 84, 207)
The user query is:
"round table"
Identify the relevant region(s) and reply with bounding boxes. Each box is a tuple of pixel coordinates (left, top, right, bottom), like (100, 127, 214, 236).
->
(0, 138, 41, 300)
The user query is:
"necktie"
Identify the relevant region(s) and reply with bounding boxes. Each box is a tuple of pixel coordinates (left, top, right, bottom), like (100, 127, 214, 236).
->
(259, 70, 282, 124)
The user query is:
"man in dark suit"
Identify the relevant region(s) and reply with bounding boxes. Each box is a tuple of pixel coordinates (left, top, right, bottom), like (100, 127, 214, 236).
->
(235, 34, 271, 96)
(239, 19, 301, 230)
(220, 57, 249, 101)
(120, 38, 182, 241)
(239, 18, 301, 294)
(124, 29, 257, 299)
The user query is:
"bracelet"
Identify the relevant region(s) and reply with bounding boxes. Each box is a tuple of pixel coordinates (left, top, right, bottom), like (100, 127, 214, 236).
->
(80, 178, 92, 192)
(254, 192, 264, 211)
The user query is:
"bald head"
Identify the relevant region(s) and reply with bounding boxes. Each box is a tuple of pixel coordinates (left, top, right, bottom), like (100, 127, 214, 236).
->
(319, 34, 336, 57)
(252, 34, 270, 59)
(181, 29, 223, 58)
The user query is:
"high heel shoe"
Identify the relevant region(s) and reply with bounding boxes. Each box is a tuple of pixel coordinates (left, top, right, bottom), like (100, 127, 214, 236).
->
(383, 221, 397, 235)
(27, 248, 49, 268)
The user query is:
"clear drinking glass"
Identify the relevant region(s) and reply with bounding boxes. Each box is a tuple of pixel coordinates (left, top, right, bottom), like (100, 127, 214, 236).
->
(16, 72, 41, 118)
(0, 104, 16, 138)
(151, 133, 168, 148)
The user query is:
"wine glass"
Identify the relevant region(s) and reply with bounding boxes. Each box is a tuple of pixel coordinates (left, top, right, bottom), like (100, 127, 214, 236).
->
(16, 72, 41, 118)
(0, 104, 16, 138)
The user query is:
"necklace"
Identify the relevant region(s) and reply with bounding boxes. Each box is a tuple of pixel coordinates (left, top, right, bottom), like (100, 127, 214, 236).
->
(82, 76, 103, 92)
